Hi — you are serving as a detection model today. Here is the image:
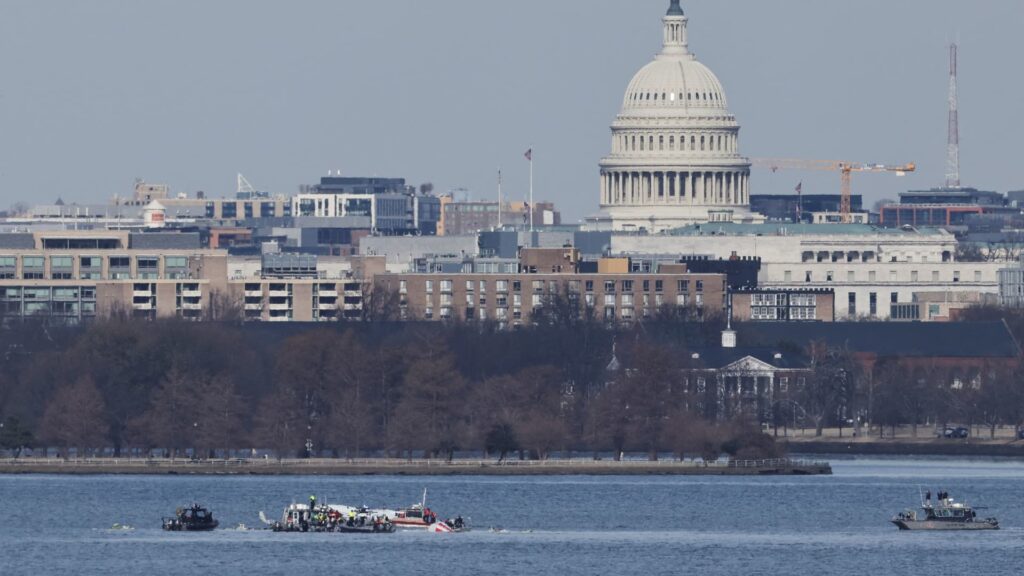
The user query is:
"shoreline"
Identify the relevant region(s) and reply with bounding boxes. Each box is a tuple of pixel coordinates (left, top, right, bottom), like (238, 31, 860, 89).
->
(785, 440, 1024, 458)
(0, 457, 831, 476)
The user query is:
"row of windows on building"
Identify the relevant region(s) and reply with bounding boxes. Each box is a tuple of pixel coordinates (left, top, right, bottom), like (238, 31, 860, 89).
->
(889, 302, 942, 320)
(749, 293, 819, 321)
(400, 278, 706, 295)
(784, 269, 984, 284)
(0, 255, 190, 280)
(206, 201, 285, 219)
(628, 89, 724, 105)
(240, 282, 359, 321)
(417, 291, 704, 310)
(751, 293, 818, 307)
(416, 295, 705, 324)
(846, 291, 928, 316)
(618, 132, 737, 154)
(800, 250, 954, 264)
(0, 286, 99, 320)
(750, 306, 817, 321)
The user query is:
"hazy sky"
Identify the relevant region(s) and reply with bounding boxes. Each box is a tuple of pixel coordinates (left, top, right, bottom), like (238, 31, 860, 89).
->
(2, 0, 1022, 220)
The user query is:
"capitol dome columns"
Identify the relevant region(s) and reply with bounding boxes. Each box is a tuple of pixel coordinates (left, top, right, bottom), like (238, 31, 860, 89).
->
(601, 167, 748, 208)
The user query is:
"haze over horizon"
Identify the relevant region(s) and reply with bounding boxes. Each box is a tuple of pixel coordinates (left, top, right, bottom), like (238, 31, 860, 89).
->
(1, 0, 1021, 220)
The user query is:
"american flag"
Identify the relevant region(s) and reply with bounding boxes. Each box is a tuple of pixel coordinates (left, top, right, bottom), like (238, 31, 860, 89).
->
(524, 148, 532, 161)
(795, 181, 803, 222)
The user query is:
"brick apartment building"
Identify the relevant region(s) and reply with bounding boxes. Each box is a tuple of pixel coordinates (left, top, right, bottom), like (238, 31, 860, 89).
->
(373, 248, 728, 326)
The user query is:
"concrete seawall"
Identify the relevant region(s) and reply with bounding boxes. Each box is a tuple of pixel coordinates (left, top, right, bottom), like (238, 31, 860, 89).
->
(786, 440, 1024, 458)
(0, 457, 831, 476)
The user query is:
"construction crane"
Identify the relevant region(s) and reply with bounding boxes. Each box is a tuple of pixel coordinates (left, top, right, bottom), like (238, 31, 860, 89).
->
(751, 158, 916, 223)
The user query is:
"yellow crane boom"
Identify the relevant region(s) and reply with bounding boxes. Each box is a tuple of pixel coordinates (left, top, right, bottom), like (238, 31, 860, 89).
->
(751, 158, 916, 222)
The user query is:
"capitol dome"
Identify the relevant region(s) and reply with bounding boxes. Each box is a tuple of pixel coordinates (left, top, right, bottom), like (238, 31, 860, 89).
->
(621, 58, 729, 116)
(596, 0, 763, 231)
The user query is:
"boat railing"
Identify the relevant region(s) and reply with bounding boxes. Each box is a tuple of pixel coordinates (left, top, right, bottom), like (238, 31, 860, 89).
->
(0, 456, 830, 469)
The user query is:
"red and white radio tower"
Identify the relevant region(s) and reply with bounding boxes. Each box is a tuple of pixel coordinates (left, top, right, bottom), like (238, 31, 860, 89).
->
(945, 43, 960, 189)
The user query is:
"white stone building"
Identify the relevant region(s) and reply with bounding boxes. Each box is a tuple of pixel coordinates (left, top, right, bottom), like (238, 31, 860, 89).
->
(612, 223, 1003, 319)
(594, 0, 763, 232)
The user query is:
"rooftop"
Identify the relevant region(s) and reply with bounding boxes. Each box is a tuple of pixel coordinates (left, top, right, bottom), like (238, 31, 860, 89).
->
(660, 222, 951, 237)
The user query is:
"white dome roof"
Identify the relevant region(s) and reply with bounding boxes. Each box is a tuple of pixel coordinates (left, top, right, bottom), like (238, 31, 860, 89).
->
(596, 2, 761, 232)
(622, 57, 729, 114)
(615, 2, 732, 119)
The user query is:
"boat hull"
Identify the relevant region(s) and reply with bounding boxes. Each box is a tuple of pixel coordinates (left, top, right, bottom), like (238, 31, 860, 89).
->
(892, 519, 998, 531)
(162, 519, 219, 532)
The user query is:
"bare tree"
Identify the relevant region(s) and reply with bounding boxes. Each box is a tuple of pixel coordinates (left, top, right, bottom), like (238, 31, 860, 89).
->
(39, 376, 108, 456)
(193, 375, 246, 457)
(253, 387, 306, 458)
(802, 342, 857, 437)
(666, 415, 724, 463)
(872, 359, 910, 438)
(269, 330, 342, 455)
(323, 331, 378, 458)
(392, 350, 467, 460)
(954, 242, 986, 263)
(360, 283, 402, 322)
(132, 366, 200, 457)
(205, 289, 243, 323)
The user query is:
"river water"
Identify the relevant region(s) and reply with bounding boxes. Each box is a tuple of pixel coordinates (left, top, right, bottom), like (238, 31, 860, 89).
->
(1, 457, 1022, 575)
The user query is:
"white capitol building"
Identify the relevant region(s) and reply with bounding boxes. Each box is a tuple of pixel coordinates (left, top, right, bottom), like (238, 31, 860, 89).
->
(595, 0, 764, 231)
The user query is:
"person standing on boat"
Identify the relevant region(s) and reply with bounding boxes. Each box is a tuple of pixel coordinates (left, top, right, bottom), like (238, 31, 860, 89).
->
(925, 491, 931, 506)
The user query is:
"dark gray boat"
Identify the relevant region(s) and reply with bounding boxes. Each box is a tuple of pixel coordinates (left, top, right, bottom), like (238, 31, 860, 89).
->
(891, 492, 998, 531)
(163, 503, 219, 531)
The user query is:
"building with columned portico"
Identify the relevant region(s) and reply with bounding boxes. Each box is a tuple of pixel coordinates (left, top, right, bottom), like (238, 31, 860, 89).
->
(592, 1, 764, 232)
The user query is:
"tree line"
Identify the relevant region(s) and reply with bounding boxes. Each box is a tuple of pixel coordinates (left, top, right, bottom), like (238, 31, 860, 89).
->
(0, 316, 780, 461)
(2, 308, 1023, 460)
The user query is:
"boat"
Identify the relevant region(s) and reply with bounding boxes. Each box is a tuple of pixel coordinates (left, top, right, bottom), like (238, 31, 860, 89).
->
(163, 503, 219, 531)
(382, 489, 468, 532)
(259, 500, 395, 534)
(891, 491, 998, 531)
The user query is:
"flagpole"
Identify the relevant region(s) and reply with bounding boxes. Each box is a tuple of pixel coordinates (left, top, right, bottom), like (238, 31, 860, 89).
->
(529, 148, 534, 233)
(497, 168, 502, 230)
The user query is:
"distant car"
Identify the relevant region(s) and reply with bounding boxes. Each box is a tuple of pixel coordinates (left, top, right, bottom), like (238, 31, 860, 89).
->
(1018, 429, 1024, 440)
(939, 426, 969, 439)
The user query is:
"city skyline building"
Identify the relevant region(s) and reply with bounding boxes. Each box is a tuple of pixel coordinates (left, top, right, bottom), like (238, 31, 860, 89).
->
(594, 1, 764, 232)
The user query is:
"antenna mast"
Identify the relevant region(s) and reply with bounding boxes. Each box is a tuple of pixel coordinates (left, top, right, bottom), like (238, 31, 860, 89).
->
(946, 43, 960, 189)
